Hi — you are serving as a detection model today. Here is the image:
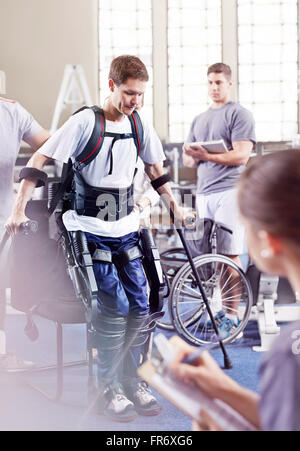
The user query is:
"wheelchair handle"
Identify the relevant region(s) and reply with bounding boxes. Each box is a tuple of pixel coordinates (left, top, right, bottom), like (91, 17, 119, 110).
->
(19, 220, 39, 235)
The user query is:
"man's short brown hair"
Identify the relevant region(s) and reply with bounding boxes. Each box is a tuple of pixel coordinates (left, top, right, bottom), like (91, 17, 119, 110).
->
(109, 55, 149, 86)
(207, 63, 232, 81)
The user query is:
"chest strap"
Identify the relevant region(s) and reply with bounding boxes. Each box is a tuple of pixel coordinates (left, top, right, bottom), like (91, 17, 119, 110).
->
(104, 132, 137, 175)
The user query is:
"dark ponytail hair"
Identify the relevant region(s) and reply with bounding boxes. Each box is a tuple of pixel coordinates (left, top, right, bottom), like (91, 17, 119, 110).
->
(238, 149, 300, 245)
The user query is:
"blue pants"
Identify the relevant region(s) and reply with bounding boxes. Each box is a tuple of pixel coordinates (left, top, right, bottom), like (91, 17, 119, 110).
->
(85, 231, 149, 317)
(85, 231, 149, 387)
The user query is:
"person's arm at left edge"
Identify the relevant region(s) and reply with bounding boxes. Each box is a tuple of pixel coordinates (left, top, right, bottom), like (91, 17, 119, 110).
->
(5, 129, 51, 233)
(25, 129, 51, 151)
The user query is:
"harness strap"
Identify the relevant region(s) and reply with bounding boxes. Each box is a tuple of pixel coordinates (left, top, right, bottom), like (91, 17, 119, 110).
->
(104, 132, 135, 175)
(91, 249, 112, 264)
(128, 111, 143, 157)
(91, 244, 143, 268)
(73, 106, 106, 171)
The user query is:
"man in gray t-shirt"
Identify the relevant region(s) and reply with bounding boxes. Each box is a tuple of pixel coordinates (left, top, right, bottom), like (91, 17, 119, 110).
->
(183, 63, 256, 338)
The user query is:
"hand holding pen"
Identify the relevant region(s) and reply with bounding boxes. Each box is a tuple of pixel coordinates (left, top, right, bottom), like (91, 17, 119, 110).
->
(168, 335, 237, 401)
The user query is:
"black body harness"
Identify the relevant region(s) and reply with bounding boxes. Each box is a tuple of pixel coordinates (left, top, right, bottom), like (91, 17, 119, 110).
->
(47, 105, 144, 221)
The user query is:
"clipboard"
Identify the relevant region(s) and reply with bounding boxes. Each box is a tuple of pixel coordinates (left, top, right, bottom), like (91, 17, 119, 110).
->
(138, 334, 258, 431)
(187, 139, 228, 154)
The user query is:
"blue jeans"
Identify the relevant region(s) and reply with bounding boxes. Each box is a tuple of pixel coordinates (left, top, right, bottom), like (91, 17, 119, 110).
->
(85, 231, 149, 317)
(85, 231, 149, 386)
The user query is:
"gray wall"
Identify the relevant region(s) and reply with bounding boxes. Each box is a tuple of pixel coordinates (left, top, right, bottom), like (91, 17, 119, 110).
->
(0, 0, 98, 129)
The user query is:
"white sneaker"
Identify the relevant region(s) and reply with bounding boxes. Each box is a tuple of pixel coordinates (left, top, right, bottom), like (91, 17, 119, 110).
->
(131, 381, 162, 416)
(103, 385, 137, 422)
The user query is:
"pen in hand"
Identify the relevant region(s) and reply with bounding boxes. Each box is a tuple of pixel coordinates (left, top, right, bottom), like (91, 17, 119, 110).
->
(181, 343, 216, 365)
(181, 334, 226, 365)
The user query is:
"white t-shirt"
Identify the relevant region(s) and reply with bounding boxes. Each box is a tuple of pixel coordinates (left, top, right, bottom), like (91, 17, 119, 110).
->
(37, 108, 165, 237)
(0, 98, 43, 228)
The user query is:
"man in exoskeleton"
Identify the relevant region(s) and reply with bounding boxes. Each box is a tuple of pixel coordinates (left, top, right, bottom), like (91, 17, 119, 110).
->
(6, 56, 185, 422)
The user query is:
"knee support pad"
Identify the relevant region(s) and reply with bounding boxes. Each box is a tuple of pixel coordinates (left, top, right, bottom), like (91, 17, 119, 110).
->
(96, 314, 127, 351)
(125, 311, 163, 348)
(123, 312, 163, 380)
(95, 314, 127, 385)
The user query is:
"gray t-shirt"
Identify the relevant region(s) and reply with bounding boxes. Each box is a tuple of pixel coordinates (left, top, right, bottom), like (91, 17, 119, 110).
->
(186, 102, 256, 194)
(0, 98, 42, 288)
(0, 98, 42, 228)
(259, 321, 300, 431)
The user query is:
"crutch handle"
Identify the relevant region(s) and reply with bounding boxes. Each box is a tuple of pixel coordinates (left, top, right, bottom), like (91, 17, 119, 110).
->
(19, 220, 39, 235)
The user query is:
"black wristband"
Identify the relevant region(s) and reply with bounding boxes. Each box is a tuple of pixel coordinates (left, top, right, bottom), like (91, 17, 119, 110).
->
(151, 174, 171, 191)
(19, 167, 48, 188)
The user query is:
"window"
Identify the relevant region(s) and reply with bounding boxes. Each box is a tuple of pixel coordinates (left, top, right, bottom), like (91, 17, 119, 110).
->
(98, 0, 153, 121)
(238, 0, 299, 141)
(98, 1, 300, 143)
(168, 0, 222, 142)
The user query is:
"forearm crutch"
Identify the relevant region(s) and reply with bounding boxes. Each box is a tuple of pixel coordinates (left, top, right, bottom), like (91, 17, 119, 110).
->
(168, 207, 233, 369)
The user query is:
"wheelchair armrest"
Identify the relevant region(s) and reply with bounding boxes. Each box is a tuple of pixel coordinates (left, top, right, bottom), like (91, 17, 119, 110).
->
(215, 221, 233, 235)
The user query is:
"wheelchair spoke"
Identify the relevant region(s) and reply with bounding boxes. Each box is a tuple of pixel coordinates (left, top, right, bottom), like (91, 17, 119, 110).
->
(221, 279, 243, 297)
(177, 297, 203, 306)
(179, 281, 202, 297)
(224, 305, 239, 315)
(220, 272, 234, 292)
(176, 290, 202, 302)
(222, 294, 245, 302)
(178, 305, 202, 320)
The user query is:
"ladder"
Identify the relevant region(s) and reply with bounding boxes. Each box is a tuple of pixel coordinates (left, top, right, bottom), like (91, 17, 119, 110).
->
(50, 64, 93, 135)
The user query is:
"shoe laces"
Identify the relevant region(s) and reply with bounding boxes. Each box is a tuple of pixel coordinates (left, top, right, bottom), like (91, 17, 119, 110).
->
(137, 381, 149, 394)
(115, 394, 127, 402)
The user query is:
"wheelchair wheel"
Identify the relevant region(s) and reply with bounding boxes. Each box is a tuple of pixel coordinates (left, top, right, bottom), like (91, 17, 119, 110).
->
(156, 248, 187, 331)
(156, 301, 174, 330)
(160, 247, 187, 280)
(169, 254, 253, 345)
(156, 269, 174, 330)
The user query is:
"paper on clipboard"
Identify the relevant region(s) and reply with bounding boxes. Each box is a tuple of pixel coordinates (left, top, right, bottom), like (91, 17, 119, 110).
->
(138, 337, 258, 431)
(187, 139, 228, 154)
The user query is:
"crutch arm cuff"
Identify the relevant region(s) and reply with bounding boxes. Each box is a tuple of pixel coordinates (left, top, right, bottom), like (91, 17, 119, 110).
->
(19, 167, 48, 188)
(150, 174, 171, 191)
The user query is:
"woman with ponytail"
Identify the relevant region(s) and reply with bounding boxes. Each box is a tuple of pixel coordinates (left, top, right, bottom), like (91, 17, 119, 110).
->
(169, 149, 300, 431)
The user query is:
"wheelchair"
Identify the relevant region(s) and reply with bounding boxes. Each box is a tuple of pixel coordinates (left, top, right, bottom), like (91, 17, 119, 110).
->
(160, 219, 299, 348)
(160, 220, 253, 345)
